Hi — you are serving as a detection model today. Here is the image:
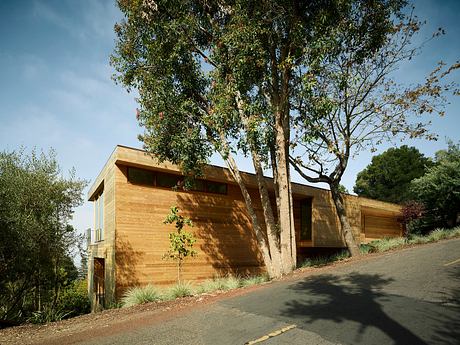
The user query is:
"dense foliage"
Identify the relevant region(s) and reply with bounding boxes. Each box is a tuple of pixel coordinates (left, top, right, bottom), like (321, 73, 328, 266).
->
(0, 149, 88, 324)
(112, 0, 458, 263)
(401, 200, 425, 236)
(354, 146, 432, 203)
(409, 142, 460, 232)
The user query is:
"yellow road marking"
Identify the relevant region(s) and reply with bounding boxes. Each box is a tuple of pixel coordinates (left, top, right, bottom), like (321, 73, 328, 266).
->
(444, 258, 460, 266)
(245, 324, 297, 345)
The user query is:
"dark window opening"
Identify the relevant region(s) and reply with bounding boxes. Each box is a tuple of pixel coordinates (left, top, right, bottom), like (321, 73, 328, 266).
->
(190, 179, 206, 192)
(128, 167, 154, 185)
(157, 172, 182, 188)
(126, 166, 227, 195)
(206, 180, 227, 194)
(300, 198, 312, 241)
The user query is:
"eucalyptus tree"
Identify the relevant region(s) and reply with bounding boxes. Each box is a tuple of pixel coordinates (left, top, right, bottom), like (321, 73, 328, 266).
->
(290, 9, 459, 255)
(112, 0, 415, 273)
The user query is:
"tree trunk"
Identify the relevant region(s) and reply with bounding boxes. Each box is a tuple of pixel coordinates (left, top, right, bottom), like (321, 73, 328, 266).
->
(270, 146, 281, 223)
(274, 112, 294, 274)
(222, 149, 277, 278)
(330, 184, 361, 257)
(231, 95, 282, 278)
(251, 150, 282, 277)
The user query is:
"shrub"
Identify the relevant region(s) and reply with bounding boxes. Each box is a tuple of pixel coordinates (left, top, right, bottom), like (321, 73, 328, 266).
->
(121, 284, 161, 307)
(402, 201, 426, 236)
(410, 142, 460, 232)
(27, 306, 71, 324)
(57, 279, 91, 317)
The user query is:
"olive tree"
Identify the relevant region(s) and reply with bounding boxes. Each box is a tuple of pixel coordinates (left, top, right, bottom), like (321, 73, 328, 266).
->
(0, 149, 86, 323)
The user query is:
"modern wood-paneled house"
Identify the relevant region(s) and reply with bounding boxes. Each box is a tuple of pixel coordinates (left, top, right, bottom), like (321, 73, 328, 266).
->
(87, 145, 402, 307)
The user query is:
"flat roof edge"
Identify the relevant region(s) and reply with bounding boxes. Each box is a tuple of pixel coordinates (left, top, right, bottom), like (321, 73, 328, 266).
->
(87, 145, 402, 211)
(87, 146, 119, 201)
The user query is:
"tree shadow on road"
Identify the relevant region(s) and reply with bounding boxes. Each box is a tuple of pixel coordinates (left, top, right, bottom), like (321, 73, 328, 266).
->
(282, 273, 428, 345)
(429, 266, 460, 345)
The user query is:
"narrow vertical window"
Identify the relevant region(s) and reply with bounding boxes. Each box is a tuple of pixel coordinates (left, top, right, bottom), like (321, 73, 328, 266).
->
(94, 190, 104, 242)
(99, 193, 104, 241)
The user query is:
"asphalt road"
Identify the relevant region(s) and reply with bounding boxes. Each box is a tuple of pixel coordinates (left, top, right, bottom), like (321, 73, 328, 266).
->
(83, 239, 460, 345)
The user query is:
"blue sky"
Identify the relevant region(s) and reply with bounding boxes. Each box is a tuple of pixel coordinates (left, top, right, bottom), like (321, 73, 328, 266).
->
(0, 0, 459, 234)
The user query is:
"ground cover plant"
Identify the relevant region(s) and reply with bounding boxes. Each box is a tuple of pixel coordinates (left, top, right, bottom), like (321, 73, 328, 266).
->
(122, 227, 460, 308)
(121, 274, 269, 308)
(121, 285, 162, 308)
(301, 226, 460, 266)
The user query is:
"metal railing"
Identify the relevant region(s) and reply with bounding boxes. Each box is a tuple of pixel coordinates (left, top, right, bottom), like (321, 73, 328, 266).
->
(87, 228, 104, 244)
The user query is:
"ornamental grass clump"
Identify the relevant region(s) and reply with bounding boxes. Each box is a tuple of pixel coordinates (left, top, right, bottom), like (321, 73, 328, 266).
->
(369, 237, 406, 252)
(195, 279, 222, 294)
(166, 282, 195, 299)
(219, 275, 241, 290)
(426, 228, 452, 241)
(196, 275, 256, 293)
(121, 285, 161, 307)
(241, 275, 269, 287)
(199, 276, 239, 292)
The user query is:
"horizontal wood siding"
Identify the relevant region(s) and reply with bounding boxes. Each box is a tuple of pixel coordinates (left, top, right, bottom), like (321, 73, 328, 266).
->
(363, 215, 401, 239)
(85, 146, 404, 300)
(87, 153, 117, 307)
(360, 203, 403, 242)
(114, 164, 265, 297)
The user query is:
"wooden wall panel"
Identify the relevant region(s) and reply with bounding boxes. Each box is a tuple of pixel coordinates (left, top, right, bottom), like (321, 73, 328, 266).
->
(364, 215, 401, 238)
(114, 164, 265, 297)
(85, 146, 405, 300)
(87, 150, 117, 307)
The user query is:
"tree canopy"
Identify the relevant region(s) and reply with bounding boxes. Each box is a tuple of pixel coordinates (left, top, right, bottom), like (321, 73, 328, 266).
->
(0, 149, 87, 323)
(410, 142, 460, 231)
(287, 5, 458, 254)
(354, 145, 432, 203)
(112, 0, 421, 264)
(112, 0, 460, 265)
